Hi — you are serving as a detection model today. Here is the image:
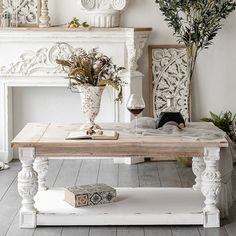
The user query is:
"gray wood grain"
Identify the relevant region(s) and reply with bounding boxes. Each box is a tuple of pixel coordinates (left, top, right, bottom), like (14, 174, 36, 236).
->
(157, 161, 182, 187)
(225, 222, 236, 236)
(118, 164, 139, 187)
(144, 226, 172, 236)
(5, 212, 35, 236)
(97, 160, 118, 187)
(224, 200, 236, 236)
(0, 179, 21, 236)
(172, 226, 200, 236)
(53, 160, 82, 187)
(0, 160, 21, 201)
(138, 162, 161, 187)
(176, 162, 195, 187)
(33, 227, 62, 236)
(61, 227, 89, 236)
(198, 227, 229, 236)
(0, 170, 17, 201)
(76, 160, 101, 185)
(89, 226, 116, 236)
(46, 159, 64, 188)
(117, 226, 144, 236)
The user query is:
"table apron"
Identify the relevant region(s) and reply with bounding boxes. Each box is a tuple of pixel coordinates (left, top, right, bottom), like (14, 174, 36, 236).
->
(35, 146, 205, 158)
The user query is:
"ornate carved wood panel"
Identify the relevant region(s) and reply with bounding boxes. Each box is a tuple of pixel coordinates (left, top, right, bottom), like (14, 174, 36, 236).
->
(1, 0, 40, 26)
(149, 45, 190, 121)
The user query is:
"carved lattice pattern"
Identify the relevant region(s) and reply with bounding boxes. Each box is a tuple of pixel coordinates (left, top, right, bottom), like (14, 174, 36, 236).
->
(150, 46, 190, 121)
(2, 0, 40, 26)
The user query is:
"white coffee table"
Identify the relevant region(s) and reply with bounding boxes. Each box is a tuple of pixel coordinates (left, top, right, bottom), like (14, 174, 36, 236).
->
(11, 123, 228, 228)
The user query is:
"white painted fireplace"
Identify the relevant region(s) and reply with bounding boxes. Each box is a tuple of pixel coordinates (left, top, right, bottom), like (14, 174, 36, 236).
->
(0, 27, 151, 163)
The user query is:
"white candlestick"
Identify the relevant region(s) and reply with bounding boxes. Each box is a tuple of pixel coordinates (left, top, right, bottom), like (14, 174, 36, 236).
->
(39, 0, 50, 28)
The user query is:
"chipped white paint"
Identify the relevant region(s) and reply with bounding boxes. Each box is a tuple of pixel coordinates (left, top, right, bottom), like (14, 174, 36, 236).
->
(79, 85, 105, 130)
(33, 157, 49, 191)
(192, 156, 205, 191)
(201, 147, 221, 228)
(18, 147, 38, 228)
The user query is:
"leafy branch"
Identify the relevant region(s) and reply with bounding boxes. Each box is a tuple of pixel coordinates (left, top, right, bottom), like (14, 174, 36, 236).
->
(155, 0, 236, 81)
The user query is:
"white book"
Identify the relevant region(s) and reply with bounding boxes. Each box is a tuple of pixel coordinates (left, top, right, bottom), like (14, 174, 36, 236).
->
(66, 130, 119, 140)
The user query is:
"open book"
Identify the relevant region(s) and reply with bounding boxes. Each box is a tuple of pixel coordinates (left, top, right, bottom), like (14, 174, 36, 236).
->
(66, 130, 119, 140)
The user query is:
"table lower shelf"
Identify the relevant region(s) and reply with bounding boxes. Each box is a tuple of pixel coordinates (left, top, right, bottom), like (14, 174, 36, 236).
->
(34, 187, 205, 226)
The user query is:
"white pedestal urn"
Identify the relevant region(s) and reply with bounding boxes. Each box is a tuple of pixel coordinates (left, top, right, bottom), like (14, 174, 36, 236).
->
(79, 0, 129, 27)
(79, 85, 105, 130)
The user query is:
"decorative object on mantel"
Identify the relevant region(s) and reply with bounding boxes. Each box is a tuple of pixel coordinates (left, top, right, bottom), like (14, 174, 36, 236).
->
(0, 161, 9, 171)
(39, 0, 50, 27)
(148, 45, 189, 121)
(56, 48, 125, 130)
(0, 0, 18, 27)
(0, 0, 41, 27)
(67, 17, 89, 28)
(64, 184, 116, 207)
(79, 0, 129, 27)
(155, 0, 236, 117)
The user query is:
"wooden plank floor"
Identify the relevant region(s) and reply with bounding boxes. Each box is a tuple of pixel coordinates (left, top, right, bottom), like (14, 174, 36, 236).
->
(0, 159, 235, 236)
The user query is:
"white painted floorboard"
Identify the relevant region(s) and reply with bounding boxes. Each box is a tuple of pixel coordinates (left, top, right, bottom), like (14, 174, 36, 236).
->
(0, 160, 235, 236)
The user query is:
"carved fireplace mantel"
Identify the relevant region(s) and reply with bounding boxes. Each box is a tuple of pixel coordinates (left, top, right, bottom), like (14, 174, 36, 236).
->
(0, 27, 151, 163)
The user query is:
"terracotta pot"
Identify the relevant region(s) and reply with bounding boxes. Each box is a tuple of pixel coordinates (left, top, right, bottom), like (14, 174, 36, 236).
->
(79, 85, 105, 130)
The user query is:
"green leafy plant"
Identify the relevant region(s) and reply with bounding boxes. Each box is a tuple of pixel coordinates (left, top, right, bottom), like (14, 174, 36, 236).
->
(155, 0, 236, 81)
(201, 111, 236, 139)
(67, 17, 89, 28)
(56, 48, 125, 101)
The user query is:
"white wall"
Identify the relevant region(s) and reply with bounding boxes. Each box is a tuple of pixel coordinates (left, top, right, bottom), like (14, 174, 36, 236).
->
(13, 0, 236, 136)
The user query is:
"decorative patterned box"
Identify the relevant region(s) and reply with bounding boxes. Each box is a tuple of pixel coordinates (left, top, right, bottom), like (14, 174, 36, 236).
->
(64, 184, 116, 207)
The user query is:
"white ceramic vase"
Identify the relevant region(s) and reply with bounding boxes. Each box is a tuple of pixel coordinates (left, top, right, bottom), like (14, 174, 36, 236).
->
(79, 0, 129, 27)
(79, 85, 105, 131)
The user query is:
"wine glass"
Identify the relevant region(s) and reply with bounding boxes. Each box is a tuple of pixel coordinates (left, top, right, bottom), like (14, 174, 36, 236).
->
(127, 94, 145, 136)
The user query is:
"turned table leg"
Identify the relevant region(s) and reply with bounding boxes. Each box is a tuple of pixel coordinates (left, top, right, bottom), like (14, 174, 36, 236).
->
(201, 147, 221, 228)
(18, 148, 38, 228)
(192, 157, 205, 190)
(33, 157, 49, 191)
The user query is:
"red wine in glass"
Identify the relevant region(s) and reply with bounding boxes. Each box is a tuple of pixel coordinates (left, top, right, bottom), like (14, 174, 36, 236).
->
(128, 108, 145, 116)
(127, 94, 145, 136)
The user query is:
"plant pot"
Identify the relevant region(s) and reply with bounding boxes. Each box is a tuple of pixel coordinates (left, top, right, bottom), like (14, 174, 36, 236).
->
(79, 85, 105, 131)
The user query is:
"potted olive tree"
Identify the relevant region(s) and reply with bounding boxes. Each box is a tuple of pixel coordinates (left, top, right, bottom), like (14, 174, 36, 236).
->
(155, 0, 236, 167)
(155, 0, 236, 108)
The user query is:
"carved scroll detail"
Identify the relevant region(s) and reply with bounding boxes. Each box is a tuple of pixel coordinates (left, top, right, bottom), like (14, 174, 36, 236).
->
(0, 43, 77, 76)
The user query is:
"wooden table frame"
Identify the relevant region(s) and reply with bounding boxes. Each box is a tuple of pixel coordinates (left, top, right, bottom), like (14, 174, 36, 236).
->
(12, 123, 228, 229)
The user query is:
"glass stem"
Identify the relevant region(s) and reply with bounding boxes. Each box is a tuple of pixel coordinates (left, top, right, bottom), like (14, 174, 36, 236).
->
(135, 116, 138, 137)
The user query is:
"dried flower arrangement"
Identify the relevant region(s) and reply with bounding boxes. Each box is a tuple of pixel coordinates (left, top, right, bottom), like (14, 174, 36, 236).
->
(56, 48, 125, 101)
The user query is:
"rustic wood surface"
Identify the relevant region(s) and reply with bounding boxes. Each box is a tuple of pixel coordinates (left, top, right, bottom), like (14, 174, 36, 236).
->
(11, 123, 228, 158)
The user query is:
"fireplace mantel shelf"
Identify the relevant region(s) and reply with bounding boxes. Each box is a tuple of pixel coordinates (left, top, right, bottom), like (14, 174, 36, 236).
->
(0, 27, 152, 32)
(0, 26, 152, 163)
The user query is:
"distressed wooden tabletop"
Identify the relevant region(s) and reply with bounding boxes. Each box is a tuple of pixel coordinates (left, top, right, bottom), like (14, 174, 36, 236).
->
(11, 123, 228, 158)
